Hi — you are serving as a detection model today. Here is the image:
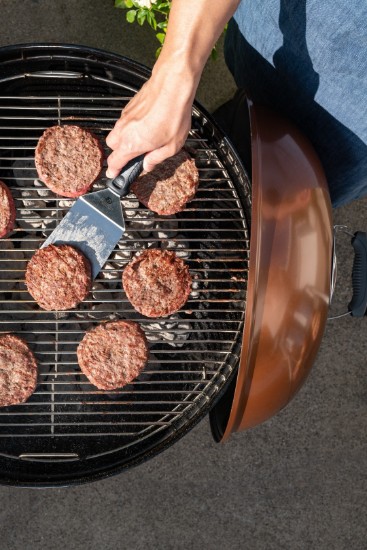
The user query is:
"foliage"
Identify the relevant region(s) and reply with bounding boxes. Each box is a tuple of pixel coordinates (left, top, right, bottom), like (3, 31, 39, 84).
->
(114, 0, 220, 60)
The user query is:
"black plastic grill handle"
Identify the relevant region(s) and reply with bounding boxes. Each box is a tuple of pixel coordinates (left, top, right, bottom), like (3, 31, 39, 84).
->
(107, 155, 145, 197)
(348, 231, 367, 317)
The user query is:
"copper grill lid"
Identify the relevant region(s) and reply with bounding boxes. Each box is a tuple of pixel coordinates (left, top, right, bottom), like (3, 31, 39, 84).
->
(210, 98, 333, 441)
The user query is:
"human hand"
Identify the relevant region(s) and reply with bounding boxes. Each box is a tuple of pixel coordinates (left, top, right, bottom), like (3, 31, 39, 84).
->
(106, 67, 196, 178)
(106, 0, 240, 179)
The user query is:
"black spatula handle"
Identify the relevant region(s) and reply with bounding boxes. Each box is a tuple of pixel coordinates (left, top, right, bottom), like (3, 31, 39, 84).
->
(348, 231, 367, 317)
(107, 155, 145, 197)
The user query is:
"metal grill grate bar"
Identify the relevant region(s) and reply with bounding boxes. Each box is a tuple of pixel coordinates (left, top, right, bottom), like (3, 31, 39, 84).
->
(0, 84, 249, 458)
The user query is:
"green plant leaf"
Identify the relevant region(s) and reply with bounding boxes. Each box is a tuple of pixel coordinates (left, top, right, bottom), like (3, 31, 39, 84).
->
(156, 21, 167, 29)
(126, 9, 137, 23)
(156, 2, 170, 14)
(155, 46, 162, 58)
(146, 11, 157, 30)
(210, 46, 218, 61)
(117, 0, 133, 7)
(137, 10, 146, 25)
(156, 32, 166, 44)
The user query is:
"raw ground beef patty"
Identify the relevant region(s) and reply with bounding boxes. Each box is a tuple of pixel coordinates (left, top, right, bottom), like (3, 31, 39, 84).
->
(131, 149, 199, 215)
(35, 125, 104, 197)
(0, 334, 38, 407)
(122, 249, 192, 318)
(0, 180, 16, 238)
(26, 244, 92, 311)
(77, 320, 149, 390)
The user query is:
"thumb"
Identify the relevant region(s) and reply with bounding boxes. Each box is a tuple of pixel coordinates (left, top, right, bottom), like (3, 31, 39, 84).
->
(106, 147, 144, 179)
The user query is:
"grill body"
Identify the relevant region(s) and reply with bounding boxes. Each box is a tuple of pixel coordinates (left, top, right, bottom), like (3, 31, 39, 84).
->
(0, 45, 251, 486)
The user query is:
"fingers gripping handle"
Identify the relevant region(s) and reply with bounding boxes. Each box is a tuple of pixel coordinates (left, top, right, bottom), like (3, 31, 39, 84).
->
(348, 231, 367, 317)
(107, 155, 145, 197)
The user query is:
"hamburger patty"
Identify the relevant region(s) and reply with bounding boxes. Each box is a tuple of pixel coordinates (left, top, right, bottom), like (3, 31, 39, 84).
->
(0, 334, 38, 407)
(77, 320, 149, 390)
(131, 149, 199, 215)
(122, 249, 192, 318)
(35, 125, 104, 197)
(0, 180, 16, 238)
(26, 244, 92, 311)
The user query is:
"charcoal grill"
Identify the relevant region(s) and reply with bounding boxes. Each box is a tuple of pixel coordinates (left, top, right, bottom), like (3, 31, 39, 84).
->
(0, 44, 336, 487)
(0, 44, 252, 486)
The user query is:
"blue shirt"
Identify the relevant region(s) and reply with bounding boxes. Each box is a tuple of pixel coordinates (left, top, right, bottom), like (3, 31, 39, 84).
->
(225, 0, 367, 207)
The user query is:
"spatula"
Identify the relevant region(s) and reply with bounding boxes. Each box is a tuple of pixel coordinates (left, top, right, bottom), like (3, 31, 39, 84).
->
(42, 155, 144, 279)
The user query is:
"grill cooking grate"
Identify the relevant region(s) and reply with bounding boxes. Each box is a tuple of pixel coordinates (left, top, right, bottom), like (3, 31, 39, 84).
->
(0, 46, 251, 483)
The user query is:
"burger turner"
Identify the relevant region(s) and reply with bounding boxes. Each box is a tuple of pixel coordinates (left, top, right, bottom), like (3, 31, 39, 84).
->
(42, 155, 144, 279)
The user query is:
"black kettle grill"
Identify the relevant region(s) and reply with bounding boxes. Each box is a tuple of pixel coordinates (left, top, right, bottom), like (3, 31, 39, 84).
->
(0, 44, 365, 487)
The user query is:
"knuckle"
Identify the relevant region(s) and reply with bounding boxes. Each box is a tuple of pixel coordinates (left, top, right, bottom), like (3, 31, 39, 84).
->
(105, 133, 116, 149)
(107, 151, 119, 168)
(115, 117, 125, 129)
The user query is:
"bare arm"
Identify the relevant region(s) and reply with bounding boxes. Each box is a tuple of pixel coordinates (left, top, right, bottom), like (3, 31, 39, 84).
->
(106, 0, 240, 177)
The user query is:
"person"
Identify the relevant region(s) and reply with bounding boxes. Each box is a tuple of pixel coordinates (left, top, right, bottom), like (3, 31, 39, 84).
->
(106, 0, 367, 208)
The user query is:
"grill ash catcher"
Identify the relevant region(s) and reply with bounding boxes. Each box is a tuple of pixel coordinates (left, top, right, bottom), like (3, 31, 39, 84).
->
(0, 44, 365, 487)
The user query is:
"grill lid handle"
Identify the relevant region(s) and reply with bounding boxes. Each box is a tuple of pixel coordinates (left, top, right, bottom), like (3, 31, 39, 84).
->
(107, 155, 145, 197)
(348, 231, 367, 317)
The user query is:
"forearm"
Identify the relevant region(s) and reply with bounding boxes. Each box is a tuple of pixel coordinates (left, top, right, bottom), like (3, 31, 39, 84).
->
(106, 0, 241, 176)
(155, 0, 241, 90)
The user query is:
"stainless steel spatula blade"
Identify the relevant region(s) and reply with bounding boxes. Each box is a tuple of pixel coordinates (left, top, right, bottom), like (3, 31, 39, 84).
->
(42, 155, 144, 279)
(43, 189, 125, 279)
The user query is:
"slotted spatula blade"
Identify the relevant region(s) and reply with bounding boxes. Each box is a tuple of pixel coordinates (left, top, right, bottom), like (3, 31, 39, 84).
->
(42, 155, 144, 279)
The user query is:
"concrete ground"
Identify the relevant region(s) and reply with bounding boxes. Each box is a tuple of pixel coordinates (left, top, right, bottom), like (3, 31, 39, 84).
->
(0, 1, 366, 549)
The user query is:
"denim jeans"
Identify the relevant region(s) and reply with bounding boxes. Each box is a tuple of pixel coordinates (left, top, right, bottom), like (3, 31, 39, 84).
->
(224, 0, 367, 207)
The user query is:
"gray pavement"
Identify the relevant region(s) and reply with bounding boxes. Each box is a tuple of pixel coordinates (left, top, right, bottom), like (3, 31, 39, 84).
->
(0, 1, 366, 549)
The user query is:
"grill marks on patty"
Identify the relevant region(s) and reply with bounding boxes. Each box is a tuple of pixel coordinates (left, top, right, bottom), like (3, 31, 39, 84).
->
(131, 149, 199, 215)
(35, 125, 104, 197)
(0, 334, 38, 407)
(77, 320, 149, 390)
(0, 180, 16, 238)
(25, 244, 92, 311)
(123, 249, 192, 318)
